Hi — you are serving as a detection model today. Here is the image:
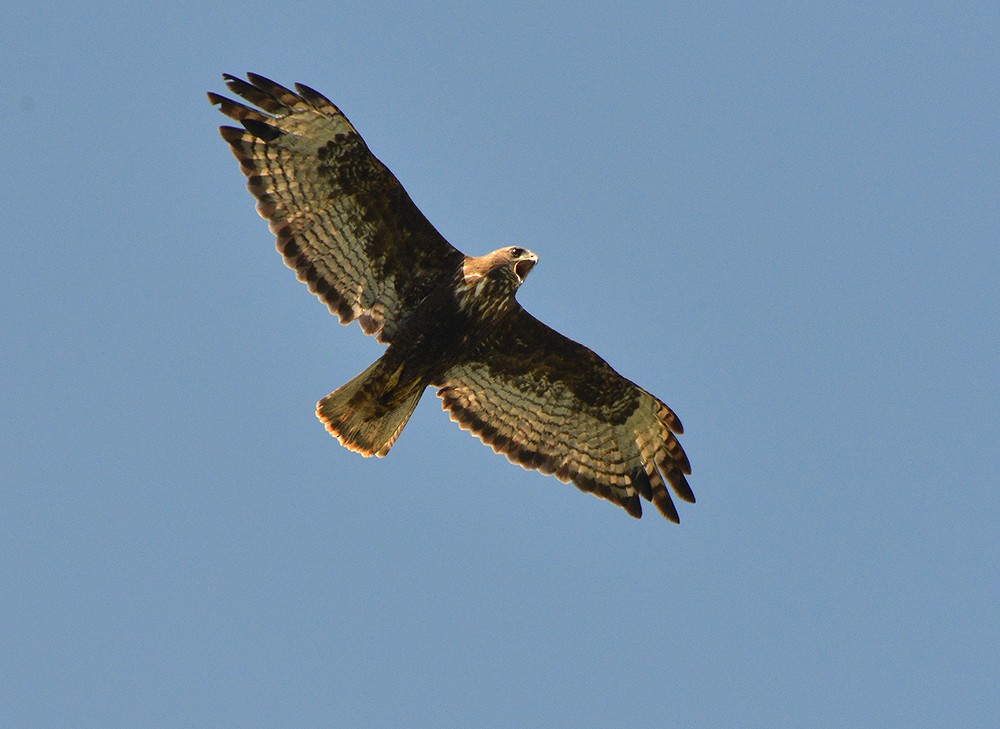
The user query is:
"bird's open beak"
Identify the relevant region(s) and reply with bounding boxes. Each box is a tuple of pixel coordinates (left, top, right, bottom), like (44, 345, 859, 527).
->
(514, 253, 538, 282)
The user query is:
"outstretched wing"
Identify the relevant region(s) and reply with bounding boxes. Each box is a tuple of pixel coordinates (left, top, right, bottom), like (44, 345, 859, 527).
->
(436, 308, 693, 521)
(210, 73, 466, 342)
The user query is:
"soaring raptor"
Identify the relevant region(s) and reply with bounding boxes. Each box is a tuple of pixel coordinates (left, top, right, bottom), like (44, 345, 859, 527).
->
(210, 73, 694, 521)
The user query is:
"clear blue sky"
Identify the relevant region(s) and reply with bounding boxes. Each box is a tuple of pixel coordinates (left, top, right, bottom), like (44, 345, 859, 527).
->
(2, 2, 997, 727)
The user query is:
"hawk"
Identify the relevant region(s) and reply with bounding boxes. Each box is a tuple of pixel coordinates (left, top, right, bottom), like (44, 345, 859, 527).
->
(210, 73, 694, 521)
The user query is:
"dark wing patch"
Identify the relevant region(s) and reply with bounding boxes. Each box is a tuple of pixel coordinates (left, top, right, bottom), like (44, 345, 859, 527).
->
(436, 308, 693, 521)
(210, 73, 466, 342)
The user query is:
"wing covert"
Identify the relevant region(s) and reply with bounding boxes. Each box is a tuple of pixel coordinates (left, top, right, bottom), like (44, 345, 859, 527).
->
(210, 73, 466, 342)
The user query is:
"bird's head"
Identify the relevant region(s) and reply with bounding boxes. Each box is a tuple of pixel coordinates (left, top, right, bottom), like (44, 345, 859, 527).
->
(459, 247, 539, 317)
(472, 245, 538, 287)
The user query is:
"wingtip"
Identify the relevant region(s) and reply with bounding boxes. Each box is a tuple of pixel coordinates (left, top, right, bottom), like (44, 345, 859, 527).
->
(245, 71, 272, 87)
(649, 470, 681, 523)
(655, 496, 681, 524)
(668, 469, 696, 505)
(623, 495, 643, 519)
(218, 125, 246, 143)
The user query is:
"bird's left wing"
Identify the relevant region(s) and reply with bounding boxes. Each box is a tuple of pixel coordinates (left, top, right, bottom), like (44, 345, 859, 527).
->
(210, 73, 466, 343)
(435, 308, 693, 521)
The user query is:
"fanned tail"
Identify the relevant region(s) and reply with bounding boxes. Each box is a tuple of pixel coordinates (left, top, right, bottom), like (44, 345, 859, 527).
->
(316, 358, 425, 457)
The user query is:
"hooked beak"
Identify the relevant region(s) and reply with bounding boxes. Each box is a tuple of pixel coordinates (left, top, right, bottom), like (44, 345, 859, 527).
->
(513, 253, 538, 282)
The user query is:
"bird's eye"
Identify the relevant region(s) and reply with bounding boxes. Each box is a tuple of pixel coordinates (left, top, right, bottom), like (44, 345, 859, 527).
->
(509, 247, 525, 258)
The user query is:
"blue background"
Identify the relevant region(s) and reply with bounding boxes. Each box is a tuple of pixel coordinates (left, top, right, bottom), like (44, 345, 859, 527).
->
(3, 2, 997, 727)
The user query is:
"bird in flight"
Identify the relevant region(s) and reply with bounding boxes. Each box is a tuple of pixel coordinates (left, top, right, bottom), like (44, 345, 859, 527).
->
(210, 73, 693, 521)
